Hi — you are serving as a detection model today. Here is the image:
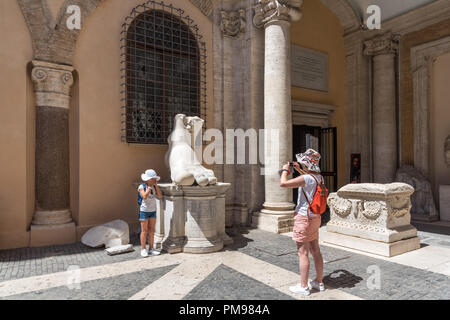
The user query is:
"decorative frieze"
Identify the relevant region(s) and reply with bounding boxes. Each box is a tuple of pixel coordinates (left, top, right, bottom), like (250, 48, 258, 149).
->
(220, 9, 246, 37)
(363, 33, 400, 56)
(253, 0, 302, 28)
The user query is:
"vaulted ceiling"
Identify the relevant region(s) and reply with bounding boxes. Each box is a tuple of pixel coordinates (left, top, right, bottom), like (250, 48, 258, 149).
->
(348, 0, 437, 22)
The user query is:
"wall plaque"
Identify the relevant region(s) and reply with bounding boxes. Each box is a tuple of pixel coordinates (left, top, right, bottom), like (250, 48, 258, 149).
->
(291, 45, 329, 92)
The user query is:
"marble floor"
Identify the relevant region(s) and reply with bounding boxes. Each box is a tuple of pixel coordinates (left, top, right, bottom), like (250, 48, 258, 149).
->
(0, 228, 449, 300)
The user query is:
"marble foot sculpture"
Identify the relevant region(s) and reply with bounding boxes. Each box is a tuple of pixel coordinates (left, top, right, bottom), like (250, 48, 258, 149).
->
(165, 114, 217, 187)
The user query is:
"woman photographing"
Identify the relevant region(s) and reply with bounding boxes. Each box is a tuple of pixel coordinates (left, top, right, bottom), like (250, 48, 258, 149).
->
(280, 149, 326, 296)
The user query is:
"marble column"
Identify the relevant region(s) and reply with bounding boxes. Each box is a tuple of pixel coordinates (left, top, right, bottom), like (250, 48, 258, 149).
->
(252, 0, 302, 233)
(30, 60, 76, 246)
(364, 33, 399, 184)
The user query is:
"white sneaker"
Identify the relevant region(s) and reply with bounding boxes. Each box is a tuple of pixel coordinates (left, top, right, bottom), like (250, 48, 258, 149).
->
(140, 249, 149, 257)
(289, 284, 311, 296)
(150, 248, 161, 256)
(309, 279, 325, 292)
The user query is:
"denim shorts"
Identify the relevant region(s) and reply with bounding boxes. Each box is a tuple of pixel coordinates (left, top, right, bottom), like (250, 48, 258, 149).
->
(139, 211, 156, 221)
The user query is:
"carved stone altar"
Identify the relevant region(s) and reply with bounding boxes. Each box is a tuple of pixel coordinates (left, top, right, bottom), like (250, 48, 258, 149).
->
(323, 183, 421, 257)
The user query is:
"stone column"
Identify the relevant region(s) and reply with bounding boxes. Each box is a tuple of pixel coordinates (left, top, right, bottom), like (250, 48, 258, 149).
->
(364, 33, 399, 184)
(30, 60, 76, 246)
(251, 0, 302, 233)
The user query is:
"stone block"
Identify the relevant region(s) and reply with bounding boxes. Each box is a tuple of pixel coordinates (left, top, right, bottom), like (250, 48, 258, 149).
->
(323, 230, 421, 257)
(81, 220, 130, 249)
(30, 222, 76, 247)
(105, 244, 134, 256)
(252, 213, 294, 234)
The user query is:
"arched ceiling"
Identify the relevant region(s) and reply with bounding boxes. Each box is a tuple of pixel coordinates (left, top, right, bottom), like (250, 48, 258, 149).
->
(348, 0, 437, 22)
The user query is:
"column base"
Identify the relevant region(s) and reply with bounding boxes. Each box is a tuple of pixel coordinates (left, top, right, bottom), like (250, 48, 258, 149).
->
(162, 236, 186, 254)
(30, 222, 76, 247)
(322, 230, 421, 257)
(32, 209, 73, 225)
(252, 210, 295, 234)
(219, 232, 234, 246)
(183, 236, 224, 254)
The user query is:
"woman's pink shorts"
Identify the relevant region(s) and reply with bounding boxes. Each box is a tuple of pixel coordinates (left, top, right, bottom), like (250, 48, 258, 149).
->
(292, 213, 321, 243)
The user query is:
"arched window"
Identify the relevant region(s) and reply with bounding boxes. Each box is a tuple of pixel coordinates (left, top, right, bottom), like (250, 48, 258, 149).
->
(121, 1, 206, 144)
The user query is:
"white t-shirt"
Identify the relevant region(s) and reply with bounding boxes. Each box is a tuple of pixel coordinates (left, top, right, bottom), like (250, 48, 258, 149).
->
(295, 174, 323, 218)
(138, 184, 157, 212)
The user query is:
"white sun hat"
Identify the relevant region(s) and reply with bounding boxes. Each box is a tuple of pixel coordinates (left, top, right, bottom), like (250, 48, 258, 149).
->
(141, 169, 160, 182)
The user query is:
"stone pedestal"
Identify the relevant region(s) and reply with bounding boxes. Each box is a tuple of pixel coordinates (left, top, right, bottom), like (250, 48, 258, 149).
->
(251, 0, 302, 233)
(157, 183, 232, 254)
(440, 185, 450, 222)
(364, 34, 399, 184)
(30, 223, 76, 248)
(324, 183, 421, 257)
(30, 60, 76, 247)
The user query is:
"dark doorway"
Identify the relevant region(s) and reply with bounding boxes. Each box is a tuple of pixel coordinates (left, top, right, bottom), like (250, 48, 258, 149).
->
(292, 125, 338, 225)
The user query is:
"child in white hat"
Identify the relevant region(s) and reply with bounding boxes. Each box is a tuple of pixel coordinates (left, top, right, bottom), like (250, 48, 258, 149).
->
(138, 169, 162, 257)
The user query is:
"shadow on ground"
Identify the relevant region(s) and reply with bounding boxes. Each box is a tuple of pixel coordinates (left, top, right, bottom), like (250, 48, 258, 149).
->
(323, 269, 364, 289)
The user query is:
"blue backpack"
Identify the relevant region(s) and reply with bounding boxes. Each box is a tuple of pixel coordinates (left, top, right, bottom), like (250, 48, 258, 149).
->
(137, 184, 147, 206)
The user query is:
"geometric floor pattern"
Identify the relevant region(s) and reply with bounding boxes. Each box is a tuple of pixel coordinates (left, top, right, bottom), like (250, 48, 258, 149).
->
(2, 265, 178, 300)
(0, 228, 449, 300)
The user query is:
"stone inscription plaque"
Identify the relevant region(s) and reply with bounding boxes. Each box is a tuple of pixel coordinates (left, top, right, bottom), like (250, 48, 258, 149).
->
(291, 45, 329, 92)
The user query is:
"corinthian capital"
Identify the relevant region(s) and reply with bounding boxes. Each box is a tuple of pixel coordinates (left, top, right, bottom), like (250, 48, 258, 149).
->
(220, 9, 246, 37)
(253, 0, 303, 28)
(364, 33, 400, 56)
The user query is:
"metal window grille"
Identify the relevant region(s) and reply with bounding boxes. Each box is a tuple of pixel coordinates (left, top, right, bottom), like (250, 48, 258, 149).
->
(120, 1, 207, 144)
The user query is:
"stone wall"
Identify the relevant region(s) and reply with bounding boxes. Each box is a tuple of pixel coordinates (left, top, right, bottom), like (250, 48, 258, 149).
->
(400, 18, 450, 166)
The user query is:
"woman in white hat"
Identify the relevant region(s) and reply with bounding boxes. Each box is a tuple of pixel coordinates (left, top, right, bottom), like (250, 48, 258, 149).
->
(279, 149, 325, 296)
(138, 169, 162, 257)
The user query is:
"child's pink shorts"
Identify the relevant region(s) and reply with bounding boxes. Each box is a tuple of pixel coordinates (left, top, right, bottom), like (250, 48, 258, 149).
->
(292, 213, 321, 243)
